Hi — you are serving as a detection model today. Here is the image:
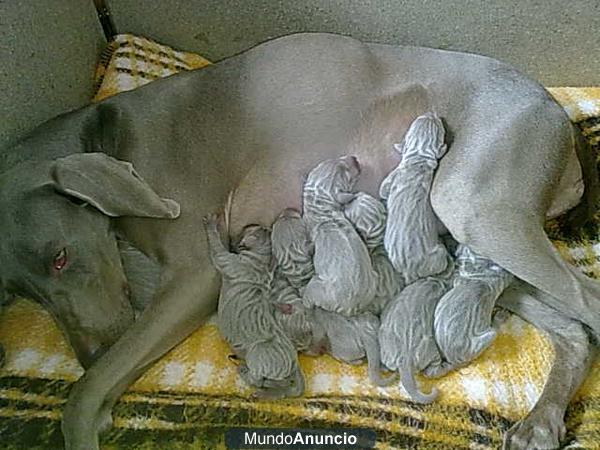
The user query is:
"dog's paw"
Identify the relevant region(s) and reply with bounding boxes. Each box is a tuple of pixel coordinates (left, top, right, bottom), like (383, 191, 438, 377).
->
(502, 409, 566, 450)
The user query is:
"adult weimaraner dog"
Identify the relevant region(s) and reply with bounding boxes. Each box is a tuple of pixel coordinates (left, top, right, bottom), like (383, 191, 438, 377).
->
(1, 33, 598, 449)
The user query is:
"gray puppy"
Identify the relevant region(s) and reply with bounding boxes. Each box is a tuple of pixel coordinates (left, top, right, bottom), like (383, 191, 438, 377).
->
(302, 156, 378, 315)
(380, 112, 450, 284)
(203, 214, 304, 398)
(308, 308, 395, 386)
(271, 208, 315, 294)
(430, 244, 514, 376)
(379, 275, 452, 404)
(269, 269, 317, 353)
(343, 192, 405, 314)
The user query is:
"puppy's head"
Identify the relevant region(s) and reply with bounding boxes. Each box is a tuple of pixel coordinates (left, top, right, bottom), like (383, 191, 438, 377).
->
(236, 224, 272, 257)
(304, 155, 361, 205)
(239, 336, 297, 388)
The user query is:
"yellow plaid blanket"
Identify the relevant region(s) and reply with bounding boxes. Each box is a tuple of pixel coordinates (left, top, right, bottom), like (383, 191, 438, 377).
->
(1, 34, 599, 449)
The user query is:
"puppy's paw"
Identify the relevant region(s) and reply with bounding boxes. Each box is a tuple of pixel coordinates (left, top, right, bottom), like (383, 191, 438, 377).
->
(203, 213, 219, 228)
(502, 408, 566, 450)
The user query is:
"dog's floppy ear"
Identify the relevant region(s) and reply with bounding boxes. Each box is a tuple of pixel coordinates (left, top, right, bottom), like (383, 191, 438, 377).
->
(51, 152, 180, 218)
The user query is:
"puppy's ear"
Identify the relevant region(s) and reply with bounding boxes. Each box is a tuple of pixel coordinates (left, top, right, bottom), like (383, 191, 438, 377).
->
(51, 152, 180, 219)
(336, 191, 356, 205)
(393, 143, 405, 155)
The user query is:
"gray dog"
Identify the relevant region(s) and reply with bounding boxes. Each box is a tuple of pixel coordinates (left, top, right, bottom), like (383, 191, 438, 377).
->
(343, 191, 405, 314)
(0, 33, 597, 450)
(379, 275, 452, 403)
(203, 214, 303, 399)
(431, 244, 514, 376)
(301, 156, 379, 315)
(271, 208, 315, 294)
(380, 112, 451, 284)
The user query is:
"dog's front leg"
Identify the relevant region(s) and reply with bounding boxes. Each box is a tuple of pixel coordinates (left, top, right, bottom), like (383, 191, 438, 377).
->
(498, 284, 596, 450)
(61, 264, 219, 450)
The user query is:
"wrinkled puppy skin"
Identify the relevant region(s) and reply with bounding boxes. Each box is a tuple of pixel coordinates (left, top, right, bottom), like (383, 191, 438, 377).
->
(379, 276, 452, 403)
(301, 156, 378, 315)
(271, 208, 315, 294)
(204, 214, 303, 398)
(270, 269, 316, 352)
(380, 112, 451, 284)
(311, 308, 395, 386)
(430, 244, 514, 376)
(344, 192, 405, 314)
(343, 191, 387, 249)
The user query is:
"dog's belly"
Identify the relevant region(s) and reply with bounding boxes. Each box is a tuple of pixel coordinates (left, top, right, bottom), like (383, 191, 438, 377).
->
(230, 149, 400, 237)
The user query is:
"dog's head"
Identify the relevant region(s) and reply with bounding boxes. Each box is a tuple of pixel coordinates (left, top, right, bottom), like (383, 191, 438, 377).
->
(0, 104, 180, 369)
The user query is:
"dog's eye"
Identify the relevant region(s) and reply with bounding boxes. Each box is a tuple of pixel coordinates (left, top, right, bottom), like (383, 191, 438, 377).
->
(53, 248, 68, 272)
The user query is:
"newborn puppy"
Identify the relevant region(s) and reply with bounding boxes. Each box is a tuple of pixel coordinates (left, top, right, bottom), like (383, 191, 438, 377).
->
(343, 191, 386, 249)
(379, 275, 452, 404)
(301, 156, 378, 315)
(270, 270, 316, 353)
(380, 112, 450, 284)
(271, 208, 314, 294)
(344, 192, 405, 314)
(203, 214, 303, 398)
(430, 244, 514, 376)
(238, 340, 305, 400)
(311, 308, 395, 386)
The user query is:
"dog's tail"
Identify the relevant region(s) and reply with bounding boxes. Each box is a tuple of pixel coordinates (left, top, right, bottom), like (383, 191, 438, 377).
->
(401, 360, 438, 404)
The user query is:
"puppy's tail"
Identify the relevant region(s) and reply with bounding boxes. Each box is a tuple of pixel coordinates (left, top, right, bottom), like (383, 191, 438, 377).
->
(401, 362, 438, 404)
(362, 326, 396, 387)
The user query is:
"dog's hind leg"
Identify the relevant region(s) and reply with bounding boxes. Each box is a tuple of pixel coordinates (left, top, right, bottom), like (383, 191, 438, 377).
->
(498, 283, 595, 450)
(431, 97, 600, 336)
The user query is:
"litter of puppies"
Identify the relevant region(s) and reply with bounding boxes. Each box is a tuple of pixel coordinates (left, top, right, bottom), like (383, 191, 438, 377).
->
(204, 113, 511, 402)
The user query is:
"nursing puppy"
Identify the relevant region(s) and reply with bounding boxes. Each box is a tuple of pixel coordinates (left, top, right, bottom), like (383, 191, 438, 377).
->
(270, 270, 317, 353)
(301, 156, 378, 315)
(203, 214, 303, 398)
(380, 112, 451, 284)
(271, 208, 315, 294)
(311, 308, 394, 386)
(379, 274, 453, 404)
(430, 244, 514, 376)
(343, 192, 405, 314)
